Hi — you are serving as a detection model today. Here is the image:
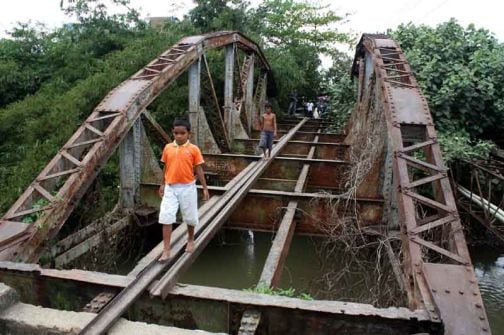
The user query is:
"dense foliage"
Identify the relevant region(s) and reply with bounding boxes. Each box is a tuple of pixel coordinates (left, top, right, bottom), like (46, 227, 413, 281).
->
(249, 0, 350, 105)
(391, 19, 504, 145)
(323, 51, 356, 130)
(0, 1, 194, 214)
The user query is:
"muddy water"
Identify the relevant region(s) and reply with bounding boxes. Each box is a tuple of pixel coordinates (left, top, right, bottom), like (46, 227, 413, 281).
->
(180, 231, 504, 333)
(181, 230, 401, 305)
(470, 246, 504, 334)
(180, 230, 272, 289)
(180, 230, 332, 293)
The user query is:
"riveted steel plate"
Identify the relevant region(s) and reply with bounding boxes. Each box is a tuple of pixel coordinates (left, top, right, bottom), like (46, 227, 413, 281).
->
(179, 35, 205, 45)
(390, 87, 431, 125)
(423, 263, 490, 335)
(96, 80, 151, 112)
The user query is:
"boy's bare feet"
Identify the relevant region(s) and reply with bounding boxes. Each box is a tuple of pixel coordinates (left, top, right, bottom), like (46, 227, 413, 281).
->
(159, 251, 170, 262)
(186, 241, 195, 253)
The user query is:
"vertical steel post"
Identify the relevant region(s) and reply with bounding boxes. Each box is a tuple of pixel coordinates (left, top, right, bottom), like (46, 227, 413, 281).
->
(224, 44, 235, 141)
(119, 118, 141, 209)
(188, 58, 201, 146)
(245, 54, 255, 134)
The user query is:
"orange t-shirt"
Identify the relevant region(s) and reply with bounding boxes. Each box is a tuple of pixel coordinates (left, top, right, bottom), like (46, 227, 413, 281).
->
(160, 141, 204, 184)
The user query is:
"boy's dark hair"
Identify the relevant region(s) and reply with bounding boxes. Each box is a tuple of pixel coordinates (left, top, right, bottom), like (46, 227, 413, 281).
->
(264, 101, 272, 107)
(173, 117, 191, 131)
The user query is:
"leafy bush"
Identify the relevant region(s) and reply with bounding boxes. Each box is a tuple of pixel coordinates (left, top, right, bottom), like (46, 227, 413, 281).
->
(244, 282, 313, 300)
(437, 127, 495, 164)
(391, 19, 504, 142)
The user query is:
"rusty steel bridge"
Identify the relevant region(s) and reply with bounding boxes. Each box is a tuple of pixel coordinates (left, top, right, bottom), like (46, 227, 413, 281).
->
(0, 32, 492, 334)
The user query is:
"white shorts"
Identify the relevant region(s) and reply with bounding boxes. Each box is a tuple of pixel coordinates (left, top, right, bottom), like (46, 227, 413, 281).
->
(159, 182, 199, 226)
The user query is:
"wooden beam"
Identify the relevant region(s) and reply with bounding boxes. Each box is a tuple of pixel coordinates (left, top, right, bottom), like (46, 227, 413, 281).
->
(258, 201, 298, 287)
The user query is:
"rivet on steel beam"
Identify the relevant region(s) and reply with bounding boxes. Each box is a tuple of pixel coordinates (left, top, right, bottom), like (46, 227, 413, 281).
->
(473, 292, 479, 296)
(459, 290, 464, 295)
(479, 316, 486, 321)
(475, 303, 482, 308)
(444, 289, 450, 294)
(432, 289, 437, 293)
(432, 316, 438, 320)
(482, 327, 488, 332)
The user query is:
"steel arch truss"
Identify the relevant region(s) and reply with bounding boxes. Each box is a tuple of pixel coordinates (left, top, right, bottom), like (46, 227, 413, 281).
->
(0, 31, 271, 263)
(352, 35, 491, 334)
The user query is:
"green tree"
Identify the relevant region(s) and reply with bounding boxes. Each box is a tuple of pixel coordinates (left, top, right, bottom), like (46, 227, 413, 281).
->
(0, 23, 53, 107)
(0, 1, 194, 215)
(391, 19, 504, 142)
(188, 0, 249, 32)
(249, 0, 349, 52)
(249, 0, 351, 108)
(323, 51, 356, 129)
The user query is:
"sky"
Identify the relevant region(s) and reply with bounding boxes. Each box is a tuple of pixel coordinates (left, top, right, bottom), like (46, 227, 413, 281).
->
(0, 0, 503, 43)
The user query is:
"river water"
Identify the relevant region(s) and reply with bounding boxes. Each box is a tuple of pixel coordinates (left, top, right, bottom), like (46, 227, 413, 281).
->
(180, 230, 504, 333)
(181, 230, 402, 305)
(470, 246, 504, 334)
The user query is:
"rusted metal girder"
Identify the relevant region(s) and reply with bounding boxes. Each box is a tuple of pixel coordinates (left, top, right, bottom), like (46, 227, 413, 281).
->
(0, 262, 441, 334)
(134, 185, 383, 235)
(252, 131, 344, 143)
(0, 31, 271, 263)
(232, 49, 254, 138)
(232, 138, 349, 160)
(141, 111, 171, 144)
(352, 34, 490, 334)
(203, 153, 349, 189)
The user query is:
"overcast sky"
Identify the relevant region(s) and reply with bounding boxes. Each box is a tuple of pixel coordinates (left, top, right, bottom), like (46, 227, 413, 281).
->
(1, 0, 502, 43)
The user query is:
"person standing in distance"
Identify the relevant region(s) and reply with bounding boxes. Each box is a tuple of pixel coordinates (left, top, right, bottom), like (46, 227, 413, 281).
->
(258, 102, 277, 159)
(158, 117, 209, 262)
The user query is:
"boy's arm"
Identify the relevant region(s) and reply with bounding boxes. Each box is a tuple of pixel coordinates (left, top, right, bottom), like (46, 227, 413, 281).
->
(273, 114, 277, 136)
(159, 145, 168, 197)
(159, 163, 166, 197)
(195, 165, 210, 201)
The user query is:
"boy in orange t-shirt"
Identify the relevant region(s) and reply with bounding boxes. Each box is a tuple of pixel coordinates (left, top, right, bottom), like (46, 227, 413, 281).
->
(158, 118, 209, 261)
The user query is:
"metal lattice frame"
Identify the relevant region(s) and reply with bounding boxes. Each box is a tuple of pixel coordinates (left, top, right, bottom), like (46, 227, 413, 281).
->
(452, 159, 504, 241)
(353, 35, 491, 334)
